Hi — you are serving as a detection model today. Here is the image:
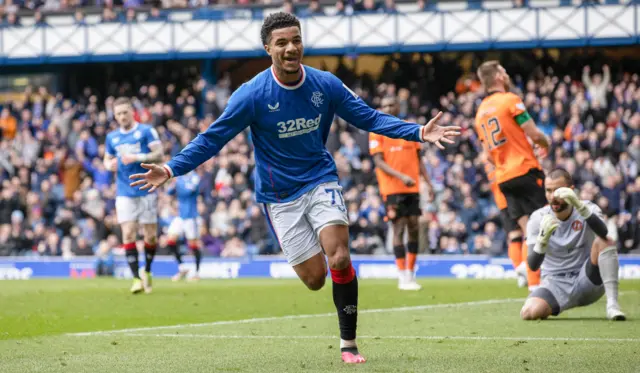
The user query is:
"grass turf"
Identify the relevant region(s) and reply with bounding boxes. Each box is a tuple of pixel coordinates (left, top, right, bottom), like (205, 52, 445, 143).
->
(0, 278, 638, 372)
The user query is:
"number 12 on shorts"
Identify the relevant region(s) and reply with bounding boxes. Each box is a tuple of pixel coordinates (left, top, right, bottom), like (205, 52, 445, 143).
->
(325, 188, 346, 212)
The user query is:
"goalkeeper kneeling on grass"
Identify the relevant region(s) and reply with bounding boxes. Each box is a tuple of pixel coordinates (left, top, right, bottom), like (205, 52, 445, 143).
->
(519, 168, 625, 321)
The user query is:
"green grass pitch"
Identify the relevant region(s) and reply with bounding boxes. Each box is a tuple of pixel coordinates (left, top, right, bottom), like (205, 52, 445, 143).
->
(1, 278, 639, 372)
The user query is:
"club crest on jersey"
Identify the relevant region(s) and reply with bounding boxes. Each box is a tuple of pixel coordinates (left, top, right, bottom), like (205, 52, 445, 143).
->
(134, 131, 142, 140)
(268, 102, 280, 112)
(112, 136, 120, 144)
(311, 91, 324, 108)
(572, 220, 583, 232)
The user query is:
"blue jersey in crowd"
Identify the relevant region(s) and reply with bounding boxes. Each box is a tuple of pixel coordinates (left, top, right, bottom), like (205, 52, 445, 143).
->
(166, 65, 424, 204)
(106, 123, 161, 198)
(167, 171, 200, 219)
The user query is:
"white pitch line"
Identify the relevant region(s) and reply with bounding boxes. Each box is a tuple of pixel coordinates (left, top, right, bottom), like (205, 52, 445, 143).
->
(68, 298, 523, 337)
(119, 333, 640, 343)
(68, 291, 638, 337)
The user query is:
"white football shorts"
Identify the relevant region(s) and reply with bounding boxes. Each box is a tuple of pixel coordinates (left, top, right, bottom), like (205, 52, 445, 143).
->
(167, 217, 201, 240)
(115, 194, 158, 225)
(263, 181, 349, 266)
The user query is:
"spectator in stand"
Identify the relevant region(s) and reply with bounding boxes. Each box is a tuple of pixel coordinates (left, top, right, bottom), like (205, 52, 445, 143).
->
(0, 48, 639, 259)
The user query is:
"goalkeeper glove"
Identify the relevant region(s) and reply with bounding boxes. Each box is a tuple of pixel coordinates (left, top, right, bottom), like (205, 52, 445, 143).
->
(554, 187, 591, 218)
(535, 214, 559, 254)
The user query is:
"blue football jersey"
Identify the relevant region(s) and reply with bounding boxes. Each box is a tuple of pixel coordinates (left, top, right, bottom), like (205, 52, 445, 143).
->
(166, 65, 424, 204)
(167, 171, 200, 219)
(105, 123, 161, 198)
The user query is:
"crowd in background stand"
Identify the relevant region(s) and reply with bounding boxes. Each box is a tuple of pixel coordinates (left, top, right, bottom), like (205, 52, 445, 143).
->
(1, 0, 596, 27)
(0, 51, 639, 260)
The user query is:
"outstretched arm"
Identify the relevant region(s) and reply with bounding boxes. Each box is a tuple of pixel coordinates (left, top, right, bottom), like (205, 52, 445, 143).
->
(165, 87, 253, 178)
(130, 86, 253, 192)
(330, 76, 460, 148)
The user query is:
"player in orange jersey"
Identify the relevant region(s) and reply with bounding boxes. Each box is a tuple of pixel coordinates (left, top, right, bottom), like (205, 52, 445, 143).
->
(369, 96, 433, 291)
(475, 61, 550, 291)
(484, 159, 528, 288)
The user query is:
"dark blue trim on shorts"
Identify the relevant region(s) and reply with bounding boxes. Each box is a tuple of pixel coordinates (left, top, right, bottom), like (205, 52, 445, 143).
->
(263, 203, 282, 248)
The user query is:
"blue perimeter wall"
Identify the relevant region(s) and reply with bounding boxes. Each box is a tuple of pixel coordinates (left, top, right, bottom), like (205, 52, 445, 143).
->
(1, 255, 639, 280)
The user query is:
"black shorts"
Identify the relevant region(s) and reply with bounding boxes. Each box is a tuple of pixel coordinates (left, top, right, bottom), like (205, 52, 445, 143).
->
(385, 193, 421, 220)
(499, 208, 519, 233)
(498, 168, 547, 221)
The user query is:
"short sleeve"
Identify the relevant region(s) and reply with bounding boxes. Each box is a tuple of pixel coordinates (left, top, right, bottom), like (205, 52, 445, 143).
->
(146, 126, 161, 147)
(507, 94, 531, 126)
(105, 136, 116, 156)
(369, 133, 384, 155)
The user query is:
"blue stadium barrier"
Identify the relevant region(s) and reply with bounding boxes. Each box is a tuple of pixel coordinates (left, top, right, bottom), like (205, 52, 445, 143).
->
(1, 255, 639, 280)
(0, 2, 637, 65)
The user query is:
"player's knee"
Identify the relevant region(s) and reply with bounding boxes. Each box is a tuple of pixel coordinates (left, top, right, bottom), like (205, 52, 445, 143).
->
(593, 237, 614, 253)
(305, 274, 326, 291)
(328, 248, 351, 270)
(145, 236, 158, 246)
(122, 232, 136, 244)
(508, 230, 523, 241)
(520, 306, 538, 321)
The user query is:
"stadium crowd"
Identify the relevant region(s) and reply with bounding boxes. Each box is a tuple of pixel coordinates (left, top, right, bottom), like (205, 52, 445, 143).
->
(0, 51, 638, 259)
(0, 0, 565, 26)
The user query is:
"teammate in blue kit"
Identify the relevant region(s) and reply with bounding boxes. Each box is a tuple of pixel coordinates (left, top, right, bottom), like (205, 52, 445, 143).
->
(130, 12, 460, 363)
(166, 170, 203, 282)
(104, 97, 164, 294)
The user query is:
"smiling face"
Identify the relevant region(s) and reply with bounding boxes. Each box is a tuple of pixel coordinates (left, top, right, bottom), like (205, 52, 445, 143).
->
(265, 26, 304, 79)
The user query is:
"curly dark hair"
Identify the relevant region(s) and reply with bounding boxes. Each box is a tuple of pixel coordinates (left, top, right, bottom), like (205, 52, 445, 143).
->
(260, 12, 301, 46)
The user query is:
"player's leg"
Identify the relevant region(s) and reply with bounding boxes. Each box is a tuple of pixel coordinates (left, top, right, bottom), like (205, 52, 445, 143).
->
(308, 182, 364, 364)
(121, 221, 143, 293)
(318, 224, 365, 364)
(501, 208, 526, 287)
(391, 216, 409, 288)
(517, 215, 541, 291)
(521, 278, 567, 320)
(405, 214, 421, 290)
(588, 237, 625, 320)
(520, 296, 553, 320)
(263, 200, 326, 291)
(503, 170, 545, 291)
(521, 170, 547, 291)
(186, 218, 202, 281)
(115, 196, 143, 294)
(141, 223, 158, 293)
(167, 218, 188, 281)
(508, 231, 527, 288)
(140, 194, 159, 293)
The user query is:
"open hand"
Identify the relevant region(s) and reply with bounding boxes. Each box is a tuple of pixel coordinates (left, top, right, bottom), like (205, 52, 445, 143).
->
(129, 163, 171, 193)
(421, 111, 462, 150)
